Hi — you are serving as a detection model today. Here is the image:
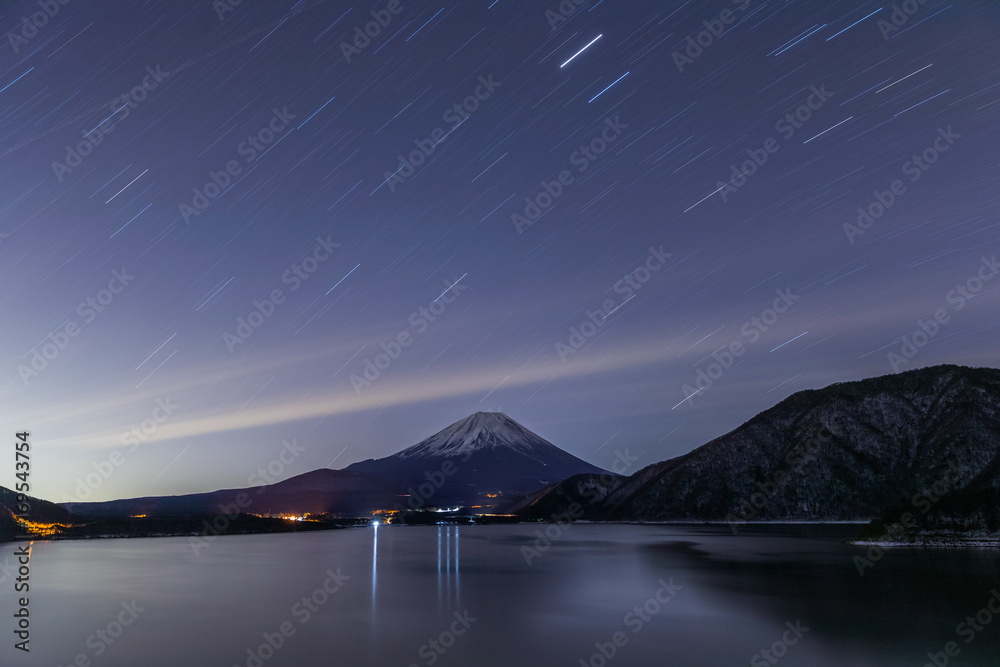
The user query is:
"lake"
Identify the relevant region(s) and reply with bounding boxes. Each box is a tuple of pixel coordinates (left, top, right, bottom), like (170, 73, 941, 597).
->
(2, 523, 999, 666)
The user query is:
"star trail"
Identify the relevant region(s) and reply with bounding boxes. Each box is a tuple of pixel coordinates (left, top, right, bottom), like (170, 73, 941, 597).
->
(0, 0, 997, 503)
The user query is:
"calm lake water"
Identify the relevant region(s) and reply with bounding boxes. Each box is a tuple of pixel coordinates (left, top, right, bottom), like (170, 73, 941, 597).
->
(2, 524, 999, 666)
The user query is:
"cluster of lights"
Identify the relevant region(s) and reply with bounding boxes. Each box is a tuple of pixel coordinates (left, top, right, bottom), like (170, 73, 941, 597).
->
(246, 512, 318, 521)
(14, 518, 71, 537)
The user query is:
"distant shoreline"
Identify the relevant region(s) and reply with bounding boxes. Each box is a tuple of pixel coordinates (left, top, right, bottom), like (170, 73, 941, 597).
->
(0, 519, 869, 546)
(849, 535, 1000, 549)
(5, 521, 998, 550)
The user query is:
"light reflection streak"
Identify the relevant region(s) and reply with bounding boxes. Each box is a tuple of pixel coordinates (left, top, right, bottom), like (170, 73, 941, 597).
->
(436, 525, 461, 608)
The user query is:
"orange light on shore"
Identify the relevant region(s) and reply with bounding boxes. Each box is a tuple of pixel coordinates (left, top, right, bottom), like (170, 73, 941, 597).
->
(14, 518, 70, 537)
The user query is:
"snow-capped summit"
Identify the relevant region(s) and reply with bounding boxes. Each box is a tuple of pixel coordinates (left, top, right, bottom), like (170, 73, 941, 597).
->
(396, 411, 565, 462)
(345, 412, 606, 507)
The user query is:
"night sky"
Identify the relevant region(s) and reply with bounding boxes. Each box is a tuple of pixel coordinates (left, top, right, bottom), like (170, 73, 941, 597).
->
(1, 0, 997, 503)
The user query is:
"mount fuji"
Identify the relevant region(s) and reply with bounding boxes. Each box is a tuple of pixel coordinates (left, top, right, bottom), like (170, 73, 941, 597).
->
(345, 412, 606, 508)
(43, 413, 605, 525)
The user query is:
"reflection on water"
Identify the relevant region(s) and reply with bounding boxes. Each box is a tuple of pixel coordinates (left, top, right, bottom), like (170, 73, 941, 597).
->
(437, 525, 460, 608)
(1, 524, 999, 667)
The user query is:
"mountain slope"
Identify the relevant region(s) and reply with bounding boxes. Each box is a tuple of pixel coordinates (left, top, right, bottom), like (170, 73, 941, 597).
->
(506, 472, 626, 518)
(518, 365, 1000, 523)
(345, 412, 606, 507)
(62, 469, 402, 519)
(61, 413, 604, 518)
(0, 486, 78, 540)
